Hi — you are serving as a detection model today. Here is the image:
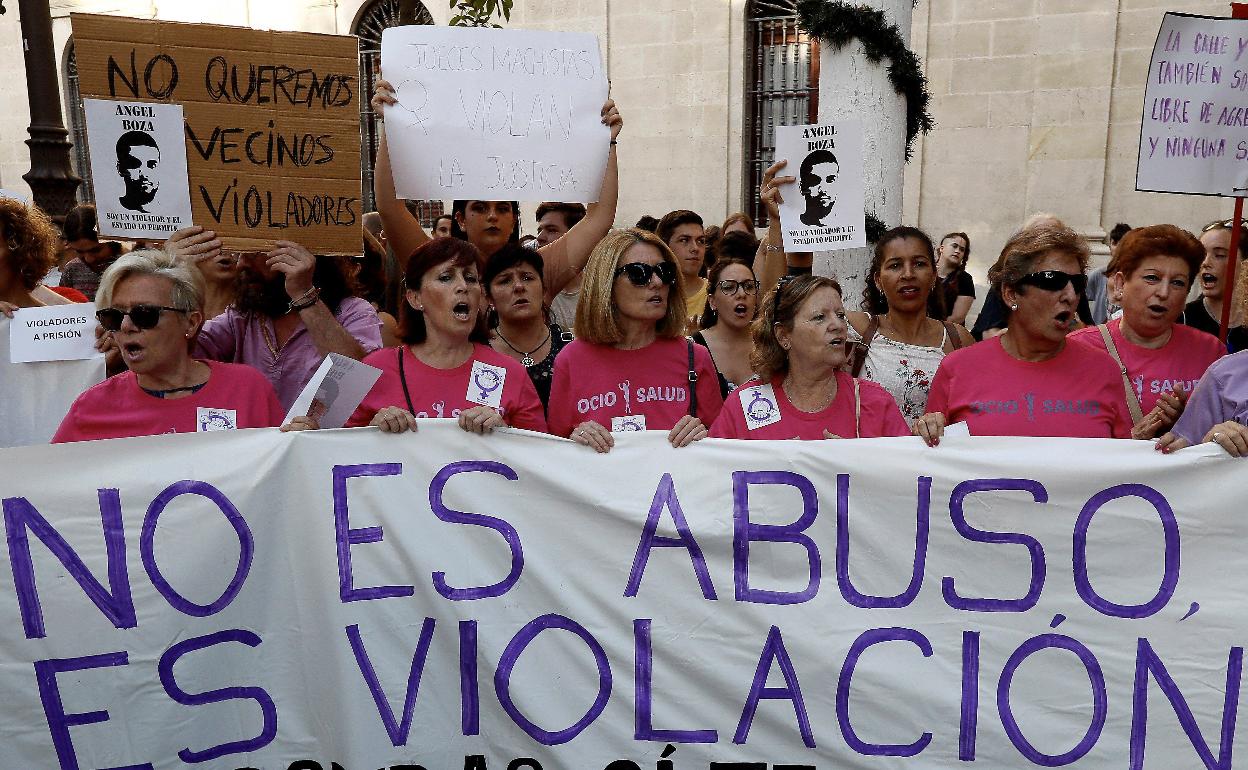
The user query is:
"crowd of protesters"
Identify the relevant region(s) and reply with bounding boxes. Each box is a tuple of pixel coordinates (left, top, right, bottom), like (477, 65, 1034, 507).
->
(2, 88, 1246, 459)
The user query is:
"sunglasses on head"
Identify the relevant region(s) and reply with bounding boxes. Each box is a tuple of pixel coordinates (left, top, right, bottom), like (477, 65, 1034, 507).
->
(1016, 270, 1087, 294)
(614, 261, 677, 287)
(715, 279, 760, 295)
(96, 304, 185, 331)
(1202, 219, 1247, 233)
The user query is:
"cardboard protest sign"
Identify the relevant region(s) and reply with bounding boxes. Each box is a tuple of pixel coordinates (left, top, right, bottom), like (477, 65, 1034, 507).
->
(83, 99, 193, 239)
(1137, 12, 1248, 197)
(7, 304, 101, 363)
(282, 352, 381, 428)
(381, 26, 610, 202)
(2, 424, 1247, 768)
(776, 121, 866, 251)
(70, 13, 362, 254)
(0, 318, 104, 447)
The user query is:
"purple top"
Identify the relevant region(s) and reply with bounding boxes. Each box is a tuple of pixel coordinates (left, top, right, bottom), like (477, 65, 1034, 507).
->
(1172, 350, 1246, 444)
(193, 297, 382, 409)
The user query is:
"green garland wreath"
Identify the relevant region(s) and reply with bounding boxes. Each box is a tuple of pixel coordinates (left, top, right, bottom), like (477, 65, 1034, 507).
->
(796, 0, 931, 238)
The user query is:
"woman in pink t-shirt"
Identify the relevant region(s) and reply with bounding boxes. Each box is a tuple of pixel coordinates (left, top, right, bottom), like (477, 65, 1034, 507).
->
(348, 238, 547, 434)
(915, 223, 1132, 443)
(547, 228, 724, 452)
(53, 249, 290, 442)
(710, 275, 908, 440)
(1068, 224, 1224, 439)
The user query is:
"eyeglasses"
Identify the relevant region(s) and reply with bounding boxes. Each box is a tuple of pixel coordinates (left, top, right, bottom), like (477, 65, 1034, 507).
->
(1016, 270, 1088, 294)
(614, 261, 677, 287)
(715, 279, 760, 295)
(96, 305, 186, 331)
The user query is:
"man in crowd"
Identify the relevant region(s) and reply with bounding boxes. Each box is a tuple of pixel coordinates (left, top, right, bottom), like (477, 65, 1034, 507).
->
(657, 209, 708, 326)
(538, 202, 587, 329)
(192, 240, 382, 409)
(433, 214, 454, 238)
(59, 204, 124, 300)
(1086, 222, 1132, 324)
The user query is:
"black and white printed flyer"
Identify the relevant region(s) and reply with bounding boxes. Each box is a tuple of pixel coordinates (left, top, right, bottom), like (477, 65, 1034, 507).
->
(84, 98, 193, 239)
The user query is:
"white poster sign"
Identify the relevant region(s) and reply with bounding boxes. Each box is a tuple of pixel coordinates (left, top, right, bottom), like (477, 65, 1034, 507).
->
(8, 304, 101, 363)
(0, 317, 104, 447)
(84, 98, 193, 238)
(283, 352, 382, 428)
(775, 121, 867, 251)
(1136, 13, 1248, 197)
(381, 26, 610, 202)
(2, 426, 1247, 768)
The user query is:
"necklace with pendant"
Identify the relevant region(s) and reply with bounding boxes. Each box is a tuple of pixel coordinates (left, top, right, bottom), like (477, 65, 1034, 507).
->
(497, 327, 550, 367)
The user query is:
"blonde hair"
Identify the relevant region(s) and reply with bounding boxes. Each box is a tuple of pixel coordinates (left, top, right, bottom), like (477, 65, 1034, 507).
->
(750, 274, 843, 381)
(97, 248, 204, 312)
(574, 228, 688, 345)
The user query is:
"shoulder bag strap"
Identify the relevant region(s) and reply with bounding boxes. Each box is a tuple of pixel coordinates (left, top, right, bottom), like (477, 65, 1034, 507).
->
(1096, 323, 1144, 425)
(942, 320, 964, 351)
(687, 337, 699, 417)
(852, 377, 862, 439)
(850, 314, 881, 378)
(397, 346, 416, 415)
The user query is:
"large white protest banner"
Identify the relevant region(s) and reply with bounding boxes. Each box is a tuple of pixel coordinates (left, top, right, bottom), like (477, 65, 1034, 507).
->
(0, 317, 105, 448)
(381, 26, 610, 203)
(775, 121, 866, 251)
(1, 424, 1246, 769)
(84, 99, 194, 239)
(1137, 12, 1248, 197)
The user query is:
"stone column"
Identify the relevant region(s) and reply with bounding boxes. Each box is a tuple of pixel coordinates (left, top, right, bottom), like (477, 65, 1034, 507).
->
(812, 0, 913, 304)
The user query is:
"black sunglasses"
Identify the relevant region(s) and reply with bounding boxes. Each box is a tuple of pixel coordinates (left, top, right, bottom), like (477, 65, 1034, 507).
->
(715, 279, 760, 295)
(614, 261, 677, 287)
(1016, 270, 1088, 294)
(96, 304, 185, 331)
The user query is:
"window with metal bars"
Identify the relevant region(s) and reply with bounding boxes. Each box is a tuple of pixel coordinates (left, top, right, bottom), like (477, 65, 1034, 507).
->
(744, 0, 818, 227)
(355, 0, 445, 226)
(64, 43, 94, 204)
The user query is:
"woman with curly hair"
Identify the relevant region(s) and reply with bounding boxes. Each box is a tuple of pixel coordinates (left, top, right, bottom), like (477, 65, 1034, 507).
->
(0, 197, 78, 317)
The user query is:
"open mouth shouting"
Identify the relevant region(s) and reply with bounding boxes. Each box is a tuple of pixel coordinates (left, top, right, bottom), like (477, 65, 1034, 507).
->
(1201, 271, 1219, 289)
(1053, 309, 1074, 329)
(452, 301, 473, 321)
(732, 302, 749, 319)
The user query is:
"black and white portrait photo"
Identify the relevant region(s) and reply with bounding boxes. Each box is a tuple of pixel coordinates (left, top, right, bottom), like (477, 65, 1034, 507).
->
(84, 98, 192, 239)
(115, 130, 161, 213)
(775, 120, 866, 252)
(798, 149, 839, 227)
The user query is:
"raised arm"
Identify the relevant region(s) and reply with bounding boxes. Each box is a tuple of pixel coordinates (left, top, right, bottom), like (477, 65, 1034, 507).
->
(541, 100, 623, 300)
(755, 160, 811, 293)
(371, 80, 430, 271)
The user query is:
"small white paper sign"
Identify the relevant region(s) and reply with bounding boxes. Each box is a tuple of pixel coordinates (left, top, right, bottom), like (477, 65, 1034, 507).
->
(611, 414, 646, 432)
(381, 26, 610, 202)
(466, 360, 507, 409)
(283, 353, 383, 429)
(739, 382, 782, 431)
(1137, 13, 1248, 197)
(8, 304, 101, 363)
(775, 121, 866, 252)
(84, 98, 193, 239)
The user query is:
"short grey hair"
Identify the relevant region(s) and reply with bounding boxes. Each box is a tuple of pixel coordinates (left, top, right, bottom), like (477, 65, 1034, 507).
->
(96, 248, 205, 312)
(990, 223, 1090, 292)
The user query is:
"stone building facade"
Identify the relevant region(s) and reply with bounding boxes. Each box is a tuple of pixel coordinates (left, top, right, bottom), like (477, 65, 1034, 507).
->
(0, 0, 1237, 287)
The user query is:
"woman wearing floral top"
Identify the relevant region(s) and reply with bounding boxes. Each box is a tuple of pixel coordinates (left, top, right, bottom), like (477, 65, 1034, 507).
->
(846, 226, 975, 424)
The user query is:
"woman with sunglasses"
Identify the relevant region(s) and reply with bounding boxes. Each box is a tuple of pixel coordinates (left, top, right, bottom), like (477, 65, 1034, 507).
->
(1181, 219, 1248, 351)
(347, 238, 547, 434)
(692, 258, 759, 399)
(710, 275, 908, 440)
(53, 250, 290, 442)
(915, 223, 1132, 444)
(847, 227, 975, 425)
(547, 228, 723, 452)
(1067, 225, 1223, 439)
(483, 243, 572, 410)
(370, 82, 622, 301)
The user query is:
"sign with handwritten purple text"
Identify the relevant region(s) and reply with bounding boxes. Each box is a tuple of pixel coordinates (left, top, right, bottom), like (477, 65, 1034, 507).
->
(381, 26, 610, 202)
(1, 425, 1245, 768)
(1137, 12, 1248, 197)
